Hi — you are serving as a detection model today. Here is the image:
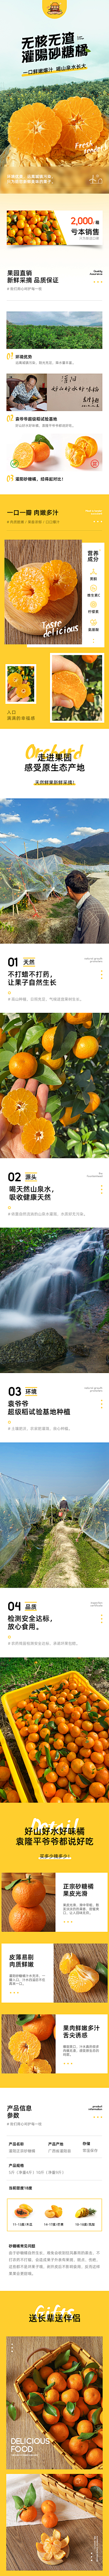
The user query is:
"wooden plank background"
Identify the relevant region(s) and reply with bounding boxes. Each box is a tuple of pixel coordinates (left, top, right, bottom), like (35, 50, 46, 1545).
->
(5, 539, 82, 645)
(54, 1940, 108, 2009)
(2, 1875, 55, 1935)
(6, 2515, 103, 2570)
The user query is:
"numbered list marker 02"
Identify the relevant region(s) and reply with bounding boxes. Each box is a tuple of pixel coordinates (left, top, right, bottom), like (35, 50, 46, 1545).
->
(82, 542, 104, 645)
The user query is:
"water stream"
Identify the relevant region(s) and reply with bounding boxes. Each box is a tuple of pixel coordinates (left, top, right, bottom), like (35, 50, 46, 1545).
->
(0, 1228, 104, 1336)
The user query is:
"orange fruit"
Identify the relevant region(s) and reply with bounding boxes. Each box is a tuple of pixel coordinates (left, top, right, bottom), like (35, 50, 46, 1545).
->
(8, 104, 62, 162)
(9, 1051, 37, 1076)
(6, 565, 50, 618)
(66, 437, 98, 468)
(74, 1034, 99, 1059)
(52, 660, 87, 709)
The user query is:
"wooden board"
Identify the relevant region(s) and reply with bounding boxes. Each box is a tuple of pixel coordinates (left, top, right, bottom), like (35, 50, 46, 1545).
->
(6, 2515, 103, 2571)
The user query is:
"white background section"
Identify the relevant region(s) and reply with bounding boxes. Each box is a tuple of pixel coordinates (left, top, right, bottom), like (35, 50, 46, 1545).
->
(1, 1940, 54, 2005)
(56, 2012, 108, 2075)
(0, 1375, 109, 1444)
(0, 1586, 109, 1655)
(7, 2192, 102, 2238)
(0, 2085, 108, 2290)
(1, 939, 109, 1012)
(55, 1872, 108, 1935)
(0, 1159, 108, 1225)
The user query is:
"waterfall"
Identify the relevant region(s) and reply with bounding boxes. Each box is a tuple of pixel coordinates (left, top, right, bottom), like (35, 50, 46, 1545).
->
(0, 1229, 104, 1335)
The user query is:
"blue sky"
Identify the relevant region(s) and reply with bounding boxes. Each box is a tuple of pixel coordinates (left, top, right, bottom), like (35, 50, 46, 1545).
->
(0, 800, 109, 864)
(0, 1443, 109, 1504)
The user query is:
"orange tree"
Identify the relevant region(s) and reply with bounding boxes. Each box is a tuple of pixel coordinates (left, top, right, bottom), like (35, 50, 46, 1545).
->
(0, 1009, 109, 1158)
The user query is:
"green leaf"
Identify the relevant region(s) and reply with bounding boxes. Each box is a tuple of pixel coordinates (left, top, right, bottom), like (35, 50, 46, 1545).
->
(5, 557, 14, 584)
(7, 2402, 17, 2419)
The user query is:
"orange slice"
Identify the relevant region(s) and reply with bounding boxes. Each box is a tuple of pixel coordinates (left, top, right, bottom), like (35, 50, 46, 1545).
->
(3, 1089, 55, 1154)
(6, 563, 50, 617)
(52, 661, 87, 709)
(8, 105, 62, 163)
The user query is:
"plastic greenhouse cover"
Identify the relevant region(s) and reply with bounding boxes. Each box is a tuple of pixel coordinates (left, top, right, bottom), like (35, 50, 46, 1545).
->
(79, 1477, 109, 1547)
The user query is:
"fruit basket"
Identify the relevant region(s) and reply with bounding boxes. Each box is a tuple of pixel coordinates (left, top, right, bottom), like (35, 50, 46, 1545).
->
(14, 2339, 103, 2518)
(1, 1666, 109, 1806)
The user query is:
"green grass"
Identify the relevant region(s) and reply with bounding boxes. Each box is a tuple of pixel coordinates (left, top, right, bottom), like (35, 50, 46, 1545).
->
(0, 1652, 109, 1693)
(77, 1531, 109, 1587)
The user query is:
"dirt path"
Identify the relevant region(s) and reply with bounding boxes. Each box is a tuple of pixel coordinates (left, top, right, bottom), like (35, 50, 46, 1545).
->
(33, 1519, 80, 1589)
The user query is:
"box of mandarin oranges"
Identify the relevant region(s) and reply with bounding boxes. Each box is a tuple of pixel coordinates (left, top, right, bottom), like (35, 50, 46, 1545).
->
(14, 2337, 103, 2518)
(0, 1668, 109, 1810)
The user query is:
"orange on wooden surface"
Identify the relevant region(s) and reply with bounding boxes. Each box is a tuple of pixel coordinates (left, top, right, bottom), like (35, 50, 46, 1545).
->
(8, 104, 62, 161)
(49, 560, 77, 595)
(54, 92, 104, 154)
(13, 1876, 45, 1904)
(9, 1905, 46, 1930)
(67, 1962, 99, 1993)
(52, 660, 87, 709)
(6, 564, 50, 616)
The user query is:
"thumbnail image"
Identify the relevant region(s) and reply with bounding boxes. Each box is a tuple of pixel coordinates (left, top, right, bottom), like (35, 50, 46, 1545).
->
(0, 1657, 109, 1804)
(0, 1440, 109, 1588)
(54, 1942, 108, 2007)
(0, 1012, 109, 1159)
(7, 209, 65, 247)
(6, 309, 103, 354)
(0, 797, 109, 946)
(2, 2011, 55, 2079)
(6, 2332, 103, 2568)
(7, 665, 35, 704)
(1, 79, 109, 192)
(0, 1226, 109, 1377)
(5, 541, 81, 645)
(51, 651, 103, 727)
(2, 1873, 55, 1932)
(6, 376, 48, 411)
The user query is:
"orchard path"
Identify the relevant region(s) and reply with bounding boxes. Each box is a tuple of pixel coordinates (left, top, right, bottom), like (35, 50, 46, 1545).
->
(32, 1519, 80, 1589)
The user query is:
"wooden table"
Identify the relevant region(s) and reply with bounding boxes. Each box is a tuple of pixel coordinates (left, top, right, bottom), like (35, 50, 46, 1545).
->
(6, 2515, 103, 2570)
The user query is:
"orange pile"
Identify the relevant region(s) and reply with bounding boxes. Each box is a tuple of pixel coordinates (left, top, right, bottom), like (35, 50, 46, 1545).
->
(5, 1668, 109, 1802)
(16, 2341, 103, 2509)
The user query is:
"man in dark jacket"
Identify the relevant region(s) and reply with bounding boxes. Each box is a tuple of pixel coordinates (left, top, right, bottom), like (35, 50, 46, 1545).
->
(65, 872, 109, 943)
